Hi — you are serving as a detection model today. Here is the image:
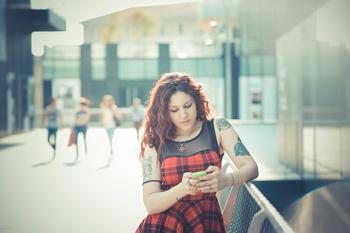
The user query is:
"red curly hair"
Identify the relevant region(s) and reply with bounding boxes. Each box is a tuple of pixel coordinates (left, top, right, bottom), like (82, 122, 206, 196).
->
(140, 72, 214, 159)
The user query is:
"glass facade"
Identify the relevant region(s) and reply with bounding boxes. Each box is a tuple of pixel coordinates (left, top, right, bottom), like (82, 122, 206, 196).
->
(43, 59, 80, 80)
(170, 41, 223, 58)
(118, 59, 158, 80)
(171, 58, 223, 78)
(0, 0, 5, 62)
(218, 0, 350, 178)
(91, 44, 106, 80)
(91, 59, 106, 80)
(276, 0, 350, 178)
(239, 55, 277, 121)
(118, 43, 158, 58)
(42, 46, 80, 80)
(171, 58, 225, 115)
(34, 0, 350, 180)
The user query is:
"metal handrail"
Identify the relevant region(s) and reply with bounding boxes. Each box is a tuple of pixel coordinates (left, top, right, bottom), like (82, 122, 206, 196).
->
(245, 183, 294, 233)
(223, 157, 294, 233)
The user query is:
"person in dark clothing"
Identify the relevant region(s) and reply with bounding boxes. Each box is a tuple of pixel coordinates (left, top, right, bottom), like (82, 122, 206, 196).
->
(43, 98, 62, 159)
(73, 97, 90, 161)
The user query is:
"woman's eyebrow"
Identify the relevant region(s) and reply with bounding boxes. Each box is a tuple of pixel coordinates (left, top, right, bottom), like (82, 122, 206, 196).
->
(184, 99, 192, 105)
(168, 99, 192, 108)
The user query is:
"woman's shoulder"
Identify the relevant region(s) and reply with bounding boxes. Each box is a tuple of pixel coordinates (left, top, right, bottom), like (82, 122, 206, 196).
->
(143, 144, 158, 157)
(211, 116, 229, 124)
(211, 116, 233, 132)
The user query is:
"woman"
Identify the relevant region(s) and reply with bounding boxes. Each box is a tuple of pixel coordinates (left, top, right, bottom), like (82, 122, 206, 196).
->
(136, 72, 259, 232)
(100, 94, 119, 158)
(73, 97, 90, 160)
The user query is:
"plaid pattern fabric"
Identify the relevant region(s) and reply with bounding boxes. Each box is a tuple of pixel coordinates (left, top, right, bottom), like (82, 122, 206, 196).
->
(136, 150, 225, 232)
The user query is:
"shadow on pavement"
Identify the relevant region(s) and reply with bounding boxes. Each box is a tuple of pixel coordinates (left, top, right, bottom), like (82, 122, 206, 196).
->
(64, 160, 80, 166)
(32, 155, 55, 167)
(0, 143, 22, 150)
(96, 156, 114, 170)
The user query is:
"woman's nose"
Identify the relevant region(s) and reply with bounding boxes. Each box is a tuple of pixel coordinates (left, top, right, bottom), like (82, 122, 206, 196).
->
(179, 108, 188, 118)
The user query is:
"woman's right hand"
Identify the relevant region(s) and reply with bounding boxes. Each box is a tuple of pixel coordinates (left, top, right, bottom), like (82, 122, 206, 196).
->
(179, 172, 199, 196)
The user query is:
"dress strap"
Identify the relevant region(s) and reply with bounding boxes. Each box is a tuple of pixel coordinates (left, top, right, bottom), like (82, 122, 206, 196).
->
(207, 119, 221, 157)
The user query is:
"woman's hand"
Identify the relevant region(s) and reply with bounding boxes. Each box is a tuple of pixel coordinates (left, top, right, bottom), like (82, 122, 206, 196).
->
(196, 166, 232, 193)
(179, 172, 199, 197)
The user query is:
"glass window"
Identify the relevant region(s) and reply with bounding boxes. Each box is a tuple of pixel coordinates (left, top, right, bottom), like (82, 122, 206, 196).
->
(144, 60, 158, 79)
(0, 6, 5, 62)
(198, 58, 223, 77)
(248, 56, 261, 75)
(118, 43, 158, 58)
(92, 59, 106, 80)
(118, 59, 157, 80)
(43, 59, 80, 79)
(170, 42, 222, 58)
(49, 46, 80, 59)
(302, 56, 317, 78)
(171, 59, 198, 77)
(262, 55, 275, 75)
(171, 58, 223, 78)
(91, 43, 106, 59)
(43, 61, 54, 79)
(240, 56, 248, 75)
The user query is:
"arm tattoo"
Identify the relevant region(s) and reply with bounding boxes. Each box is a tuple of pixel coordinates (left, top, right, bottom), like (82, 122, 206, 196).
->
(142, 156, 153, 182)
(234, 137, 250, 156)
(217, 118, 231, 132)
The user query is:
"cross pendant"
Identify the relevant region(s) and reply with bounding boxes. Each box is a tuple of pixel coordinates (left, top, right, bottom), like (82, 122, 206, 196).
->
(179, 143, 185, 153)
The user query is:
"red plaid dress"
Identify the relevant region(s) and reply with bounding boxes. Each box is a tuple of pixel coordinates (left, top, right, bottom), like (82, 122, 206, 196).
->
(136, 120, 225, 233)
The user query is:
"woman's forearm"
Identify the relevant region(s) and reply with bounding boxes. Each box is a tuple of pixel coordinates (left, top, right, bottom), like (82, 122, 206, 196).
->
(231, 161, 259, 186)
(143, 183, 186, 214)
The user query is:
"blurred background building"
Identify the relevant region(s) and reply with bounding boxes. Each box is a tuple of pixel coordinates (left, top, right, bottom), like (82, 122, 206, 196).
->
(0, 0, 65, 134)
(32, 0, 350, 178)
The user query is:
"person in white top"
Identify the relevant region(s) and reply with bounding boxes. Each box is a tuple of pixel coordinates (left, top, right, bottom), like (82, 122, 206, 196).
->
(100, 95, 119, 158)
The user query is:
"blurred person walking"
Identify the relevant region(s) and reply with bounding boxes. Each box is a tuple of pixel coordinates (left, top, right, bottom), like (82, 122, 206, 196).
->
(43, 97, 62, 159)
(100, 94, 119, 160)
(72, 97, 90, 161)
(131, 97, 145, 140)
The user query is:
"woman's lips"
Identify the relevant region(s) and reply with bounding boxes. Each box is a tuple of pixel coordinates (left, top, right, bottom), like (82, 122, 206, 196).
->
(180, 120, 190, 124)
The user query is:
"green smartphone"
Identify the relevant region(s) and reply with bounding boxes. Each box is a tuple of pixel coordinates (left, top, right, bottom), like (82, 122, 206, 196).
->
(191, 171, 207, 179)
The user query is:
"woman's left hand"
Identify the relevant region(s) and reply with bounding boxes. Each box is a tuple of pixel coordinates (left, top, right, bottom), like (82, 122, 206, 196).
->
(196, 166, 230, 193)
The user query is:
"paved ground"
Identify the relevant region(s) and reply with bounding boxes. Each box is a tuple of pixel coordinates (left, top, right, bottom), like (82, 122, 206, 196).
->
(0, 128, 146, 233)
(0, 124, 297, 233)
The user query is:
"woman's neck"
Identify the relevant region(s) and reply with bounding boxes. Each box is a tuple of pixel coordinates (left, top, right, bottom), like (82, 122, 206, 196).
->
(175, 120, 202, 140)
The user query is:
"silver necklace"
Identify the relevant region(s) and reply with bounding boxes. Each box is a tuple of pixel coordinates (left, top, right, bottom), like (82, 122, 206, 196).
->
(176, 124, 201, 153)
(178, 143, 185, 153)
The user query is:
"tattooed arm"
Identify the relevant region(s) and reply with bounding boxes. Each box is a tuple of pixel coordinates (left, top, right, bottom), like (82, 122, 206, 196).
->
(142, 145, 198, 214)
(216, 117, 258, 185)
(196, 117, 258, 193)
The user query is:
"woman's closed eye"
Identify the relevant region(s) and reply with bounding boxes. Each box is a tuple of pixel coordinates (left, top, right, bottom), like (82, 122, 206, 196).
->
(169, 104, 192, 112)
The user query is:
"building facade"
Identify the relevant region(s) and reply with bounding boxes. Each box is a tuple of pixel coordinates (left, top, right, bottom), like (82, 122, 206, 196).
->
(0, 0, 65, 135)
(35, 0, 350, 178)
